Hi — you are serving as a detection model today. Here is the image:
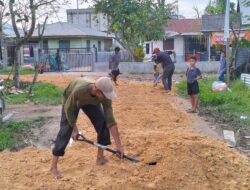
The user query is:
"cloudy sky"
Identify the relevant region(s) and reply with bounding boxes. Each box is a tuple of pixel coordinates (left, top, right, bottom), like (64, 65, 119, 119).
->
(52, 0, 238, 23)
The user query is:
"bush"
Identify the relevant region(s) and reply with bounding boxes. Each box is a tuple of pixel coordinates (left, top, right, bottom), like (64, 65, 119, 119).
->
(240, 38, 250, 48)
(134, 47, 145, 62)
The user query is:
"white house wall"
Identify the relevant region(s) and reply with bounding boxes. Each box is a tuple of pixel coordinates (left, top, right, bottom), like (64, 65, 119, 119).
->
(174, 36, 184, 62)
(144, 40, 163, 59)
(153, 41, 164, 51)
(144, 37, 185, 62)
(48, 38, 109, 51)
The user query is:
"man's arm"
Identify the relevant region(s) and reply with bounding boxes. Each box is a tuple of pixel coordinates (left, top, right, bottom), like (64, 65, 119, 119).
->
(64, 93, 79, 127)
(102, 100, 124, 156)
(172, 51, 177, 63)
(195, 69, 202, 81)
(109, 125, 124, 157)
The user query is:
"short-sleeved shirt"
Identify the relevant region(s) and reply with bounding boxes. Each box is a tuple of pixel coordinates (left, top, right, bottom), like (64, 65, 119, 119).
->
(219, 57, 227, 73)
(109, 52, 121, 71)
(186, 67, 202, 84)
(63, 78, 116, 128)
(155, 52, 173, 69)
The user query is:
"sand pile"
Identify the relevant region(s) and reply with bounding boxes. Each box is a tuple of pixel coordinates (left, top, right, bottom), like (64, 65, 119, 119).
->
(0, 75, 249, 190)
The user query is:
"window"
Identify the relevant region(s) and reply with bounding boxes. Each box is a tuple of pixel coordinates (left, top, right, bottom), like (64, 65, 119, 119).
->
(163, 38, 174, 51)
(86, 40, 91, 49)
(98, 41, 101, 51)
(184, 36, 207, 54)
(59, 40, 70, 51)
(146, 43, 150, 54)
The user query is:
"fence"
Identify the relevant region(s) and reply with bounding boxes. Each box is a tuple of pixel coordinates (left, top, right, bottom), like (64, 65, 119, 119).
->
(96, 50, 132, 62)
(235, 48, 250, 74)
(93, 61, 219, 73)
(41, 48, 94, 72)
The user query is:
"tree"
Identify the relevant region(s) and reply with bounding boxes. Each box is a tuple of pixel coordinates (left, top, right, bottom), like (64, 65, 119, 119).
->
(229, 0, 250, 77)
(0, 0, 10, 68)
(193, 6, 201, 19)
(28, 16, 48, 97)
(93, 0, 173, 59)
(204, 0, 217, 15)
(229, 12, 242, 75)
(243, 0, 250, 6)
(205, 0, 235, 15)
(9, 0, 67, 88)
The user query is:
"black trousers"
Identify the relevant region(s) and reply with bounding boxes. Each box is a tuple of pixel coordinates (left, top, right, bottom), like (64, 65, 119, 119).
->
(52, 104, 111, 157)
(110, 69, 120, 82)
(162, 64, 175, 91)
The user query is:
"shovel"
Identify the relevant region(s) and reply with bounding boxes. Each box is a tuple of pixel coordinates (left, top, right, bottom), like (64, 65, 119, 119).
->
(76, 134, 140, 163)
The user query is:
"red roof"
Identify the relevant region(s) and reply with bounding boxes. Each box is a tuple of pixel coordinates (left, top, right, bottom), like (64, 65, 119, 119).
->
(165, 19, 201, 34)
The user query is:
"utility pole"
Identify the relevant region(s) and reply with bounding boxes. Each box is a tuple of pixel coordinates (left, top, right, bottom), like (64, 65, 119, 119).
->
(77, 0, 79, 24)
(224, 0, 230, 85)
(176, 0, 179, 19)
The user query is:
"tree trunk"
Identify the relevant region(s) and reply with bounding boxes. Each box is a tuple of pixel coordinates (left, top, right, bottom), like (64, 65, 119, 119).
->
(28, 60, 39, 96)
(13, 45, 21, 88)
(230, 24, 241, 77)
(114, 37, 136, 61)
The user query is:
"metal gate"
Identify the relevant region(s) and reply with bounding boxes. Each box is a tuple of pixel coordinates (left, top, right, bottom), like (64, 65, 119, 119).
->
(41, 48, 94, 72)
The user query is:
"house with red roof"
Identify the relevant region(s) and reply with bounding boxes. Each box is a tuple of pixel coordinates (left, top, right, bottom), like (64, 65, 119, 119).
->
(144, 19, 209, 62)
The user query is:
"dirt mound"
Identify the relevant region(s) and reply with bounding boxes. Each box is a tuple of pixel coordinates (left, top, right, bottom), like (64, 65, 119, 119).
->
(0, 74, 249, 190)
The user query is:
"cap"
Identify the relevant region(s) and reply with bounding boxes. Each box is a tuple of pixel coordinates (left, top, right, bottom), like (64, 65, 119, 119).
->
(95, 77, 117, 100)
(153, 48, 160, 54)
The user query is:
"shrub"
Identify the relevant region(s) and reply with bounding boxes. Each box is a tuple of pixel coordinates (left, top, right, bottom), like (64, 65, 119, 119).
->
(134, 47, 145, 62)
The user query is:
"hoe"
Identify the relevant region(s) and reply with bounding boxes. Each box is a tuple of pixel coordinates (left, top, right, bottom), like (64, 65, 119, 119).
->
(76, 134, 140, 163)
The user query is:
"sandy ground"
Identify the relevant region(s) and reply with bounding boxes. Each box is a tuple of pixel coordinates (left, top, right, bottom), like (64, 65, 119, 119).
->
(0, 74, 250, 190)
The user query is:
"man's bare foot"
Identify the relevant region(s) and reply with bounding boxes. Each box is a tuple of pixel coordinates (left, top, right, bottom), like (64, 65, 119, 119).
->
(186, 109, 197, 113)
(96, 157, 109, 165)
(51, 168, 63, 179)
(162, 90, 170, 93)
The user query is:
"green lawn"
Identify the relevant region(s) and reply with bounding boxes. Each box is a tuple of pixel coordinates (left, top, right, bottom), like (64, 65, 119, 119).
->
(5, 81, 63, 105)
(177, 78, 250, 127)
(0, 67, 35, 75)
(0, 117, 46, 151)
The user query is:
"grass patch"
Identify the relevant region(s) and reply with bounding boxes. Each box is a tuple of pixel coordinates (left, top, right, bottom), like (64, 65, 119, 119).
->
(0, 117, 46, 151)
(177, 78, 250, 127)
(0, 67, 34, 75)
(5, 82, 63, 105)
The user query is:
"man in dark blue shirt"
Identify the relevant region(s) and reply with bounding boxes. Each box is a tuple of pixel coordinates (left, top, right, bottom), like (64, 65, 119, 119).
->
(153, 48, 175, 93)
(217, 51, 227, 81)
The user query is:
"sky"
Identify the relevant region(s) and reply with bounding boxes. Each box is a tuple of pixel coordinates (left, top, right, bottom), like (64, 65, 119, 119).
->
(52, 0, 238, 23)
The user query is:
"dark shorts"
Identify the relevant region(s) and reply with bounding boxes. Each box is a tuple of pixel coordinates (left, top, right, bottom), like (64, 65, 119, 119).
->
(187, 81, 199, 95)
(52, 104, 111, 157)
(111, 69, 120, 77)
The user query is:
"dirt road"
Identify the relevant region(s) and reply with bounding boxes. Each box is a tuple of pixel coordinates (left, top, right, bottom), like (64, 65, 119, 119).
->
(0, 74, 249, 190)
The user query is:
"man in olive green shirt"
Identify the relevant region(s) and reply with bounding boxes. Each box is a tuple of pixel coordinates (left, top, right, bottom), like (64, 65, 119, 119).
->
(51, 77, 124, 179)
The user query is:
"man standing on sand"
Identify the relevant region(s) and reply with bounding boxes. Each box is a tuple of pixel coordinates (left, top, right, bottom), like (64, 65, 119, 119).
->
(152, 48, 176, 93)
(51, 77, 124, 179)
(109, 47, 121, 85)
